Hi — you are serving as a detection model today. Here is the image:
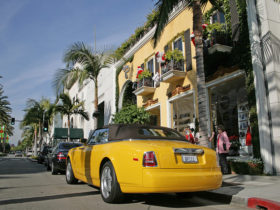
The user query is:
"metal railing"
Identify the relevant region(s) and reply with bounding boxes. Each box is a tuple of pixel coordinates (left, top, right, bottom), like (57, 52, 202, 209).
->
(161, 60, 185, 74)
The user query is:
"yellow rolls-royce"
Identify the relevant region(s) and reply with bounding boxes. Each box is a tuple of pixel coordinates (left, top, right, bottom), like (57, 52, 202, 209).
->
(66, 124, 222, 203)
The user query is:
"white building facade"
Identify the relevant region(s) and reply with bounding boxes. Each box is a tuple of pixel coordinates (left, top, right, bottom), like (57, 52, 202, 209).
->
(247, 0, 280, 175)
(62, 65, 117, 139)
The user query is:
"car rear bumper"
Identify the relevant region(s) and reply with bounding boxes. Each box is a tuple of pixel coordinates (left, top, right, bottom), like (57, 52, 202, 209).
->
(120, 167, 222, 193)
(54, 159, 67, 171)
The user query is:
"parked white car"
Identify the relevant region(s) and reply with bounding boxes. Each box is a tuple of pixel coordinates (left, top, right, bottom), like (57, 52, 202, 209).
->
(27, 150, 33, 157)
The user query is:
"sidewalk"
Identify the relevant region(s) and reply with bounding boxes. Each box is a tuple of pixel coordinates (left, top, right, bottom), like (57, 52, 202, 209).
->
(206, 174, 280, 209)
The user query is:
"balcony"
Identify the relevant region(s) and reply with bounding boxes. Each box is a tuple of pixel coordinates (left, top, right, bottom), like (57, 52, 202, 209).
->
(205, 27, 232, 54)
(133, 77, 155, 96)
(161, 60, 186, 83)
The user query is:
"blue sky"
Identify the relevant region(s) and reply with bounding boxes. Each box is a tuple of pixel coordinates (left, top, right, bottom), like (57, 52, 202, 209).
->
(0, 0, 156, 146)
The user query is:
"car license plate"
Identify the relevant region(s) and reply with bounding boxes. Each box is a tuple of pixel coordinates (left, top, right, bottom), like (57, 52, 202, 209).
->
(181, 155, 198, 163)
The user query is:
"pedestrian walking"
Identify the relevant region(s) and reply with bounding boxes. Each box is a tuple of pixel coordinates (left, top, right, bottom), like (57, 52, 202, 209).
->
(209, 125, 231, 174)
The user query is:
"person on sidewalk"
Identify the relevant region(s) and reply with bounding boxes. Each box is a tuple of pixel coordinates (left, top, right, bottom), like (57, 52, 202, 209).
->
(209, 125, 231, 174)
(184, 126, 195, 144)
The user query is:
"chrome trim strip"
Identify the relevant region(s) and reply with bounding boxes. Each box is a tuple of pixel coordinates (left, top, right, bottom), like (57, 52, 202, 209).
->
(173, 148, 204, 155)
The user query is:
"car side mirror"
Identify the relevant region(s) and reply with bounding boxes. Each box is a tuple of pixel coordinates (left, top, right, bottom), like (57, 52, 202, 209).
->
(81, 138, 87, 144)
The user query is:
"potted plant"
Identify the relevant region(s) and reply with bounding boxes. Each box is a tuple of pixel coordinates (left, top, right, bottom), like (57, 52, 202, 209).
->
(165, 49, 184, 71)
(137, 70, 153, 87)
(228, 135, 241, 156)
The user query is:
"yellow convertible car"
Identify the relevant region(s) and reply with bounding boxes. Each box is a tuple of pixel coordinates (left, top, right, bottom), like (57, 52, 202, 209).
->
(66, 124, 222, 203)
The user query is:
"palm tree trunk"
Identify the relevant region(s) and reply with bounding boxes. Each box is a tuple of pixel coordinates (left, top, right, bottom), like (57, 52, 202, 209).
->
(67, 115, 70, 142)
(38, 121, 42, 149)
(193, 0, 209, 147)
(2, 133, 6, 153)
(34, 124, 37, 156)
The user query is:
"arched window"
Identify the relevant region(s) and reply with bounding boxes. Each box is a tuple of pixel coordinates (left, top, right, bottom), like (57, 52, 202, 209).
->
(70, 118, 74, 128)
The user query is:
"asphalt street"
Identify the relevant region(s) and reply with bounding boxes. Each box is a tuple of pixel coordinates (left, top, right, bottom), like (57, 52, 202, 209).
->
(0, 155, 249, 210)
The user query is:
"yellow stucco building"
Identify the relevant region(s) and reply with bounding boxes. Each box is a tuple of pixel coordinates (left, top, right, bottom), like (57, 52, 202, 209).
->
(116, 2, 249, 152)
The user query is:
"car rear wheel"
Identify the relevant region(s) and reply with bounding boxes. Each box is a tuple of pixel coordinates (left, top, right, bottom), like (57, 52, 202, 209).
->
(66, 160, 78, 184)
(100, 161, 123, 203)
(51, 162, 58, 175)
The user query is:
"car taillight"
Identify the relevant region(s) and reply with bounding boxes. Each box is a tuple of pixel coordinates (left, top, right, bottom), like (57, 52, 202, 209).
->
(57, 152, 66, 160)
(143, 151, 158, 167)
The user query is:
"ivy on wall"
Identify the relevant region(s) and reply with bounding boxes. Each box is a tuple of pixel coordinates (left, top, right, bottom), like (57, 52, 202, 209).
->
(204, 0, 260, 158)
(113, 10, 159, 61)
(234, 0, 260, 158)
(115, 56, 134, 113)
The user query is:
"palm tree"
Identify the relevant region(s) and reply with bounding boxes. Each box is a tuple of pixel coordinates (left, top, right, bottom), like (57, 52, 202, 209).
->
(0, 86, 13, 153)
(55, 93, 89, 142)
(20, 126, 34, 152)
(21, 99, 45, 156)
(153, 0, 218, 147)
(53, 42, 112, 128)
(0, 86, 12, 126)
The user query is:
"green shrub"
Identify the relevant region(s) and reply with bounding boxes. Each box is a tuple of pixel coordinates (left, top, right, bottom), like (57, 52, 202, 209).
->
(165, 49, 184, 63)
(113, 104, 151, 125)
(228, 158, 263, 175)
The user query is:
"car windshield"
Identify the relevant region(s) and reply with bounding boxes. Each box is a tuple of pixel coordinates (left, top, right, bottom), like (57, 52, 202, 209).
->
(59, 143, 82, 150)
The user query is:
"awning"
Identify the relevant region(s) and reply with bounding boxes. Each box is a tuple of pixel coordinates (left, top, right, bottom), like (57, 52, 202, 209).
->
(53, 128, 84, 139)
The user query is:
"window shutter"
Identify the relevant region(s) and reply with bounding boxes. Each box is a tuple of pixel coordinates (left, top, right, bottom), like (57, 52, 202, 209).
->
(229, 0, 240, 42)
(184, 29, 192, 71)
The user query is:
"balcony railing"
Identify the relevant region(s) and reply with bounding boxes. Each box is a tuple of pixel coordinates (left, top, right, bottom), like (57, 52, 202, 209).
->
(162, 60, 184, 74)
(205, 28, 232, 54)
(133, 77, 155, 96)
(137, 77, 154, 88)
(161, 60, 186, 83)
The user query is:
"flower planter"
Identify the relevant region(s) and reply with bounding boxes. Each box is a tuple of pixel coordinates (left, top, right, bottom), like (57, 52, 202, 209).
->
(228, 157, 263, 175)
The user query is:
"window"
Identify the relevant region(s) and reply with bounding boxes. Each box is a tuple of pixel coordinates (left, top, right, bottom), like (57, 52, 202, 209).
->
(147, 58, 154, 75)
(173, 37, 183, 51)
(211, 11, 225, 24)
(88, 129, 109, 145)
(164, 44, 169, 53)
(59, 143, 82, 149)
(70, 118, 74, 128)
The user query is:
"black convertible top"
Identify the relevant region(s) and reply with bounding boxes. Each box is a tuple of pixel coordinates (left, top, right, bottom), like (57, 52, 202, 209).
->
(105, 124, 185, 141)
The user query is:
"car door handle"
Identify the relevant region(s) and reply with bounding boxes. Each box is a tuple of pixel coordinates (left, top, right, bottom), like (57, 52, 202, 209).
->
(79, 148, 85, 150)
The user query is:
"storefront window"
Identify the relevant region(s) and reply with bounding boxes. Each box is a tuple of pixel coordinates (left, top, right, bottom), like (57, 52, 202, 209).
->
(171, 94, 195, 134)
(209, 76, 250, 155)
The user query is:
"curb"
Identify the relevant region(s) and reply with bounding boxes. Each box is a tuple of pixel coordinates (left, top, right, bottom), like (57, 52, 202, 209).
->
(248, 197, 280, 210)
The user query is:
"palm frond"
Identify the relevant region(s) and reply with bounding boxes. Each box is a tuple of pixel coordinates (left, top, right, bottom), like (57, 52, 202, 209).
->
(153, 0, 181, 47)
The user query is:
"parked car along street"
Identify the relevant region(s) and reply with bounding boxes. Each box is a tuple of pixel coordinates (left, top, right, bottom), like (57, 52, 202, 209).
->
(26, 150, 33, 157)
(46, 142, 82, 175)
(66, 124, 222, 203)
(38, 145, 51, 164)
(14, 151, 23, 157)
